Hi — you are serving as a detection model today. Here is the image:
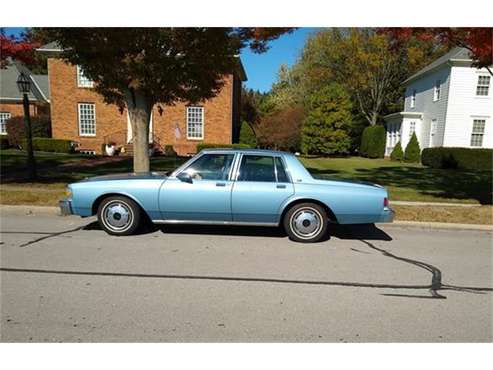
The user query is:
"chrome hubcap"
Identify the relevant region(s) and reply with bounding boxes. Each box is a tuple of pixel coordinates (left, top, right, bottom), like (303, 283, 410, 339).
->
(103, 202, 132, 231)
(290, 207, 322, 239)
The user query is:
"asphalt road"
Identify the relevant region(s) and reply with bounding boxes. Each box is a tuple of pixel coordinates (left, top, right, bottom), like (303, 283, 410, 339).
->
(1, 211, 492, 342)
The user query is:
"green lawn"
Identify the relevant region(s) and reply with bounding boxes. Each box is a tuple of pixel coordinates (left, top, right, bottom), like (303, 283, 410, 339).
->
(1, 150, 492, 206)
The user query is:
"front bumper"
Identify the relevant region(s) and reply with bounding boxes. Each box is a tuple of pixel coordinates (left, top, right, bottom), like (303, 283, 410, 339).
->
(59, 199, 73, 216)
(378, 207, 395, 223)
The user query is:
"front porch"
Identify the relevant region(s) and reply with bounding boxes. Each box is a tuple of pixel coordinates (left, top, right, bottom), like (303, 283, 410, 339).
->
(384, 112, 423, 156)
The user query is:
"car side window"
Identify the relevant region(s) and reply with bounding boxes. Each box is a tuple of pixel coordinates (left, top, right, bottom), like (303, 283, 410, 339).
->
(275, 157, 289, 183)
(183, 154, 235, 181)
(238, 155, 276, 182)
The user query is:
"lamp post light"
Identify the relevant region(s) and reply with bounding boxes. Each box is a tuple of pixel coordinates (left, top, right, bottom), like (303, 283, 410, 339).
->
(16, 72, 37, 180)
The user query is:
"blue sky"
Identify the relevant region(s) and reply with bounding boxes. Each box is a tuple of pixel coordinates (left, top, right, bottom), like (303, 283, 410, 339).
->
(3, 27, 318, 93)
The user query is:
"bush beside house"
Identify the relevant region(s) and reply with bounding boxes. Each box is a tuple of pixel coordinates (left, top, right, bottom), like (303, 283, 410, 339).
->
(0, 136, 10, 149)
(6, 115, 51, 147)
(360, 125, 386, 158)
(404, 133, 421, 163)
(27, 138, 74, 153)
(422, 147, 493, 170)
(390, 142, 404, 161)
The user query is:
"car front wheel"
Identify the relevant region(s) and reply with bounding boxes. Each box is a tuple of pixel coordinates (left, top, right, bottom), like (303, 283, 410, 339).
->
(283, 202, 328, 243)
(97, 196, 141, 236)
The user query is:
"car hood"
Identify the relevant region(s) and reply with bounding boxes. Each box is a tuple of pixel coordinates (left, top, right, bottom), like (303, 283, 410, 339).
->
(80, 172, 168, 182)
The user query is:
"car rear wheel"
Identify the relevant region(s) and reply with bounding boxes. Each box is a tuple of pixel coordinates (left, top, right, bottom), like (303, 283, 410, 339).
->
(283, 202, 328, 243)
(97, 196, 141, 236)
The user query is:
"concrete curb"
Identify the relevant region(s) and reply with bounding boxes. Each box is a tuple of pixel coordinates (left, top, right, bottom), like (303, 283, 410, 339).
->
(392, 201, 481, 207)
(1, 204, 492, 232)
(385, 220, 493, 232)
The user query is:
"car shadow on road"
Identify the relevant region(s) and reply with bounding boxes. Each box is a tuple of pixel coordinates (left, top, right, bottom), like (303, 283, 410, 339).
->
(83, 220, 392, 242)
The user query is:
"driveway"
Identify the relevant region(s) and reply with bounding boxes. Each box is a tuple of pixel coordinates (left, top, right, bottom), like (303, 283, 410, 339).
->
(1, 211, 492, 342)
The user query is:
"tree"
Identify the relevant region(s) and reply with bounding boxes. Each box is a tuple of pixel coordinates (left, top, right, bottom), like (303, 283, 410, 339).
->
(239, 121, 257, 147)
(43, 28, 292, 172)
(390, 141, 404, 161)
(381, 27, 493, 75)
(404, 133, 421, 163)
(256, 105, 304, 151)
(0, 30, 39, 68)
(301, 84, 352, 155)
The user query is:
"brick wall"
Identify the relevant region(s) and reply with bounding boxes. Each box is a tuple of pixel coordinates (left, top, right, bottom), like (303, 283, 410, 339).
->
(0, 101, 41, 118)
(48, 58, 238, 156)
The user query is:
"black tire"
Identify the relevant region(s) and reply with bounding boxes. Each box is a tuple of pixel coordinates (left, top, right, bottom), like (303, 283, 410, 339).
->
(283, 202, 328, 243)
(97, 196, 142, 236)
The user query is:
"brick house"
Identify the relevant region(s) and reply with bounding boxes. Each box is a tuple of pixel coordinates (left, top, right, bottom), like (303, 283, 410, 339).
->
(37, 42, 246, 156)
(0, 61, 50, 135)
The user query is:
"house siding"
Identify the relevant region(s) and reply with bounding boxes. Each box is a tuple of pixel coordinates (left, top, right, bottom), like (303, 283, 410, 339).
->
(404, 65, 451, 148)
(443, 65, 493, 148)
(48, 58, 239, 156)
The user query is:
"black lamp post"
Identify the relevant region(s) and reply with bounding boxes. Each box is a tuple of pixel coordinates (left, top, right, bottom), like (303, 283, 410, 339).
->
(17, 72, 36, 180)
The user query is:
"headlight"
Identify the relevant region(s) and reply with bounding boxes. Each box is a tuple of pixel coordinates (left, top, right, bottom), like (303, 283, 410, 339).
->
(65, 187, 72, 198)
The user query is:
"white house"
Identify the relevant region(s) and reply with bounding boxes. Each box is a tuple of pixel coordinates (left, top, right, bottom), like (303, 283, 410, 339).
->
(384, 47, 492, 156)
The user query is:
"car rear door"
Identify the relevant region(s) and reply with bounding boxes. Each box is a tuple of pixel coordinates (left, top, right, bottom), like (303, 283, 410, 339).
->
(231, 154, 294, 224)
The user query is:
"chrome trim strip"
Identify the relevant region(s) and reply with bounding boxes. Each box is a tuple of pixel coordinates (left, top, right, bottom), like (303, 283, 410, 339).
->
(153, 219, 279, 227)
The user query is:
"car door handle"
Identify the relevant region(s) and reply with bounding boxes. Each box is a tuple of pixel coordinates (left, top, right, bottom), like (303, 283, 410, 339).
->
(216, 182, 226, 187)
(276, 184, 286, 189)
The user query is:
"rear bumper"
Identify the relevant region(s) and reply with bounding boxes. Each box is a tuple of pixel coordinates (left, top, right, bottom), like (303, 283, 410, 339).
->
(378, 207, 395, 223)
(59, 199, 73, 216)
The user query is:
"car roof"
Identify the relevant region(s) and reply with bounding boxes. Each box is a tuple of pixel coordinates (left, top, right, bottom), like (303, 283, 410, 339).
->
(201, 148, 292, 156)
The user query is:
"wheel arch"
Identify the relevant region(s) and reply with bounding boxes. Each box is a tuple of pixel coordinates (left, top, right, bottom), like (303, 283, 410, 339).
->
(280, 198, 338, 224)
(91, 192, 150, 220)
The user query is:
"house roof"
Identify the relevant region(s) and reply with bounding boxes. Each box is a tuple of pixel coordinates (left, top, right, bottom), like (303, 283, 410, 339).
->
(403, 47, 472, 85)
(0, 61, 49, 103)
(37, 42, 247, 81)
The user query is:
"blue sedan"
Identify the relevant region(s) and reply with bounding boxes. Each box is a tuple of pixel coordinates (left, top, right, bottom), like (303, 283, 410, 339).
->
(59, 149, 394, 242)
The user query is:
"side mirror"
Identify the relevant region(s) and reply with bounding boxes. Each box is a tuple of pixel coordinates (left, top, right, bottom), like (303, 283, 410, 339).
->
(177, 172, 193, 184)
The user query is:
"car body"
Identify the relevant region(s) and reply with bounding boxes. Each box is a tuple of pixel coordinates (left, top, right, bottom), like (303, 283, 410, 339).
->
(60, 149, 394, 242)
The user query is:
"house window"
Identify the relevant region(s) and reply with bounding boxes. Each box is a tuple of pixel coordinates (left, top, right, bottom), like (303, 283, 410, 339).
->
(77, 65, 94, 88)
(411, 90, 416, 108)
(409, 121, 416, 137)
(476, 75, 490, 96)
(186, 106, 204, 139)
(470, 119, 486, 147)
(78, 103, 96, 136)
(0, 112, 11, 135)
(433, 80, 441, 101)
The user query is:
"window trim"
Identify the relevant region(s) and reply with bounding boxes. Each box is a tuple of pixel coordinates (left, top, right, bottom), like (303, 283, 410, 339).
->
(235, 154, 292, 183)
(470, 118, 486, 147)
(186, 106, 204, 140)
(0, 112, 12, 135)
(77, 103, 96, 137)
(476, 75, 490, 97)
(76, 65, 94, 88)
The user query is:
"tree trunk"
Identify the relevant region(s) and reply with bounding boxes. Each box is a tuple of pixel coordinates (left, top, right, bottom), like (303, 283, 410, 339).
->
(370, 111, 378, 126)
(125, 89, 153, 173)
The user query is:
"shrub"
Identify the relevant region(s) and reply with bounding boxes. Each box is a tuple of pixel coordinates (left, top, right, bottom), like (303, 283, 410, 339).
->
(256, 105, 304, 151)
(422, 147, 493, 170)
(0, 136, 10, 149)
(164, 145, 177, 156)
(196, 143, 252, 152)
(404, 133, 421, 163)
(301, 84, 352, 155)
(6, 115, 51, 147)
(24, 137, 74, 153)
(390, 141, 404, 161)
(239, 121, 257, 147)
(360, 125, 386, 158)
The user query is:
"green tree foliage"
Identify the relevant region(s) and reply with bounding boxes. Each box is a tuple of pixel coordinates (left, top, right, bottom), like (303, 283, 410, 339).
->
(390, 141, 404, 161)
(43, 28, 291, 172)
(301, 84, 352, 155)
(239, 121, 257, 147)
(360, 125, 386, 158)
(404, 133, 421, 162)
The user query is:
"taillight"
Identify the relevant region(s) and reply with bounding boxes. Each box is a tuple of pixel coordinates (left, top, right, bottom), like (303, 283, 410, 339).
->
(384, 197, 389, 207)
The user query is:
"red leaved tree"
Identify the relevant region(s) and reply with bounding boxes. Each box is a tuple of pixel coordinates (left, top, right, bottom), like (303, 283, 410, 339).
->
(0, 32, 39, 68)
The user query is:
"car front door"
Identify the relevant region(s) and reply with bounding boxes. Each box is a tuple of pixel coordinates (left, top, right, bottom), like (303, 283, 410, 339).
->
(231, 154, 294, 224)
(159, 153, 236, 222)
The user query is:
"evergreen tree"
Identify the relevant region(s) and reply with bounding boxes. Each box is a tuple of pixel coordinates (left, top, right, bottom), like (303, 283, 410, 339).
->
(239, 121, 257, 147)
(404, 133, 421, 162)
(390, 141, 404, 161)
(301, 84, 352, 155)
